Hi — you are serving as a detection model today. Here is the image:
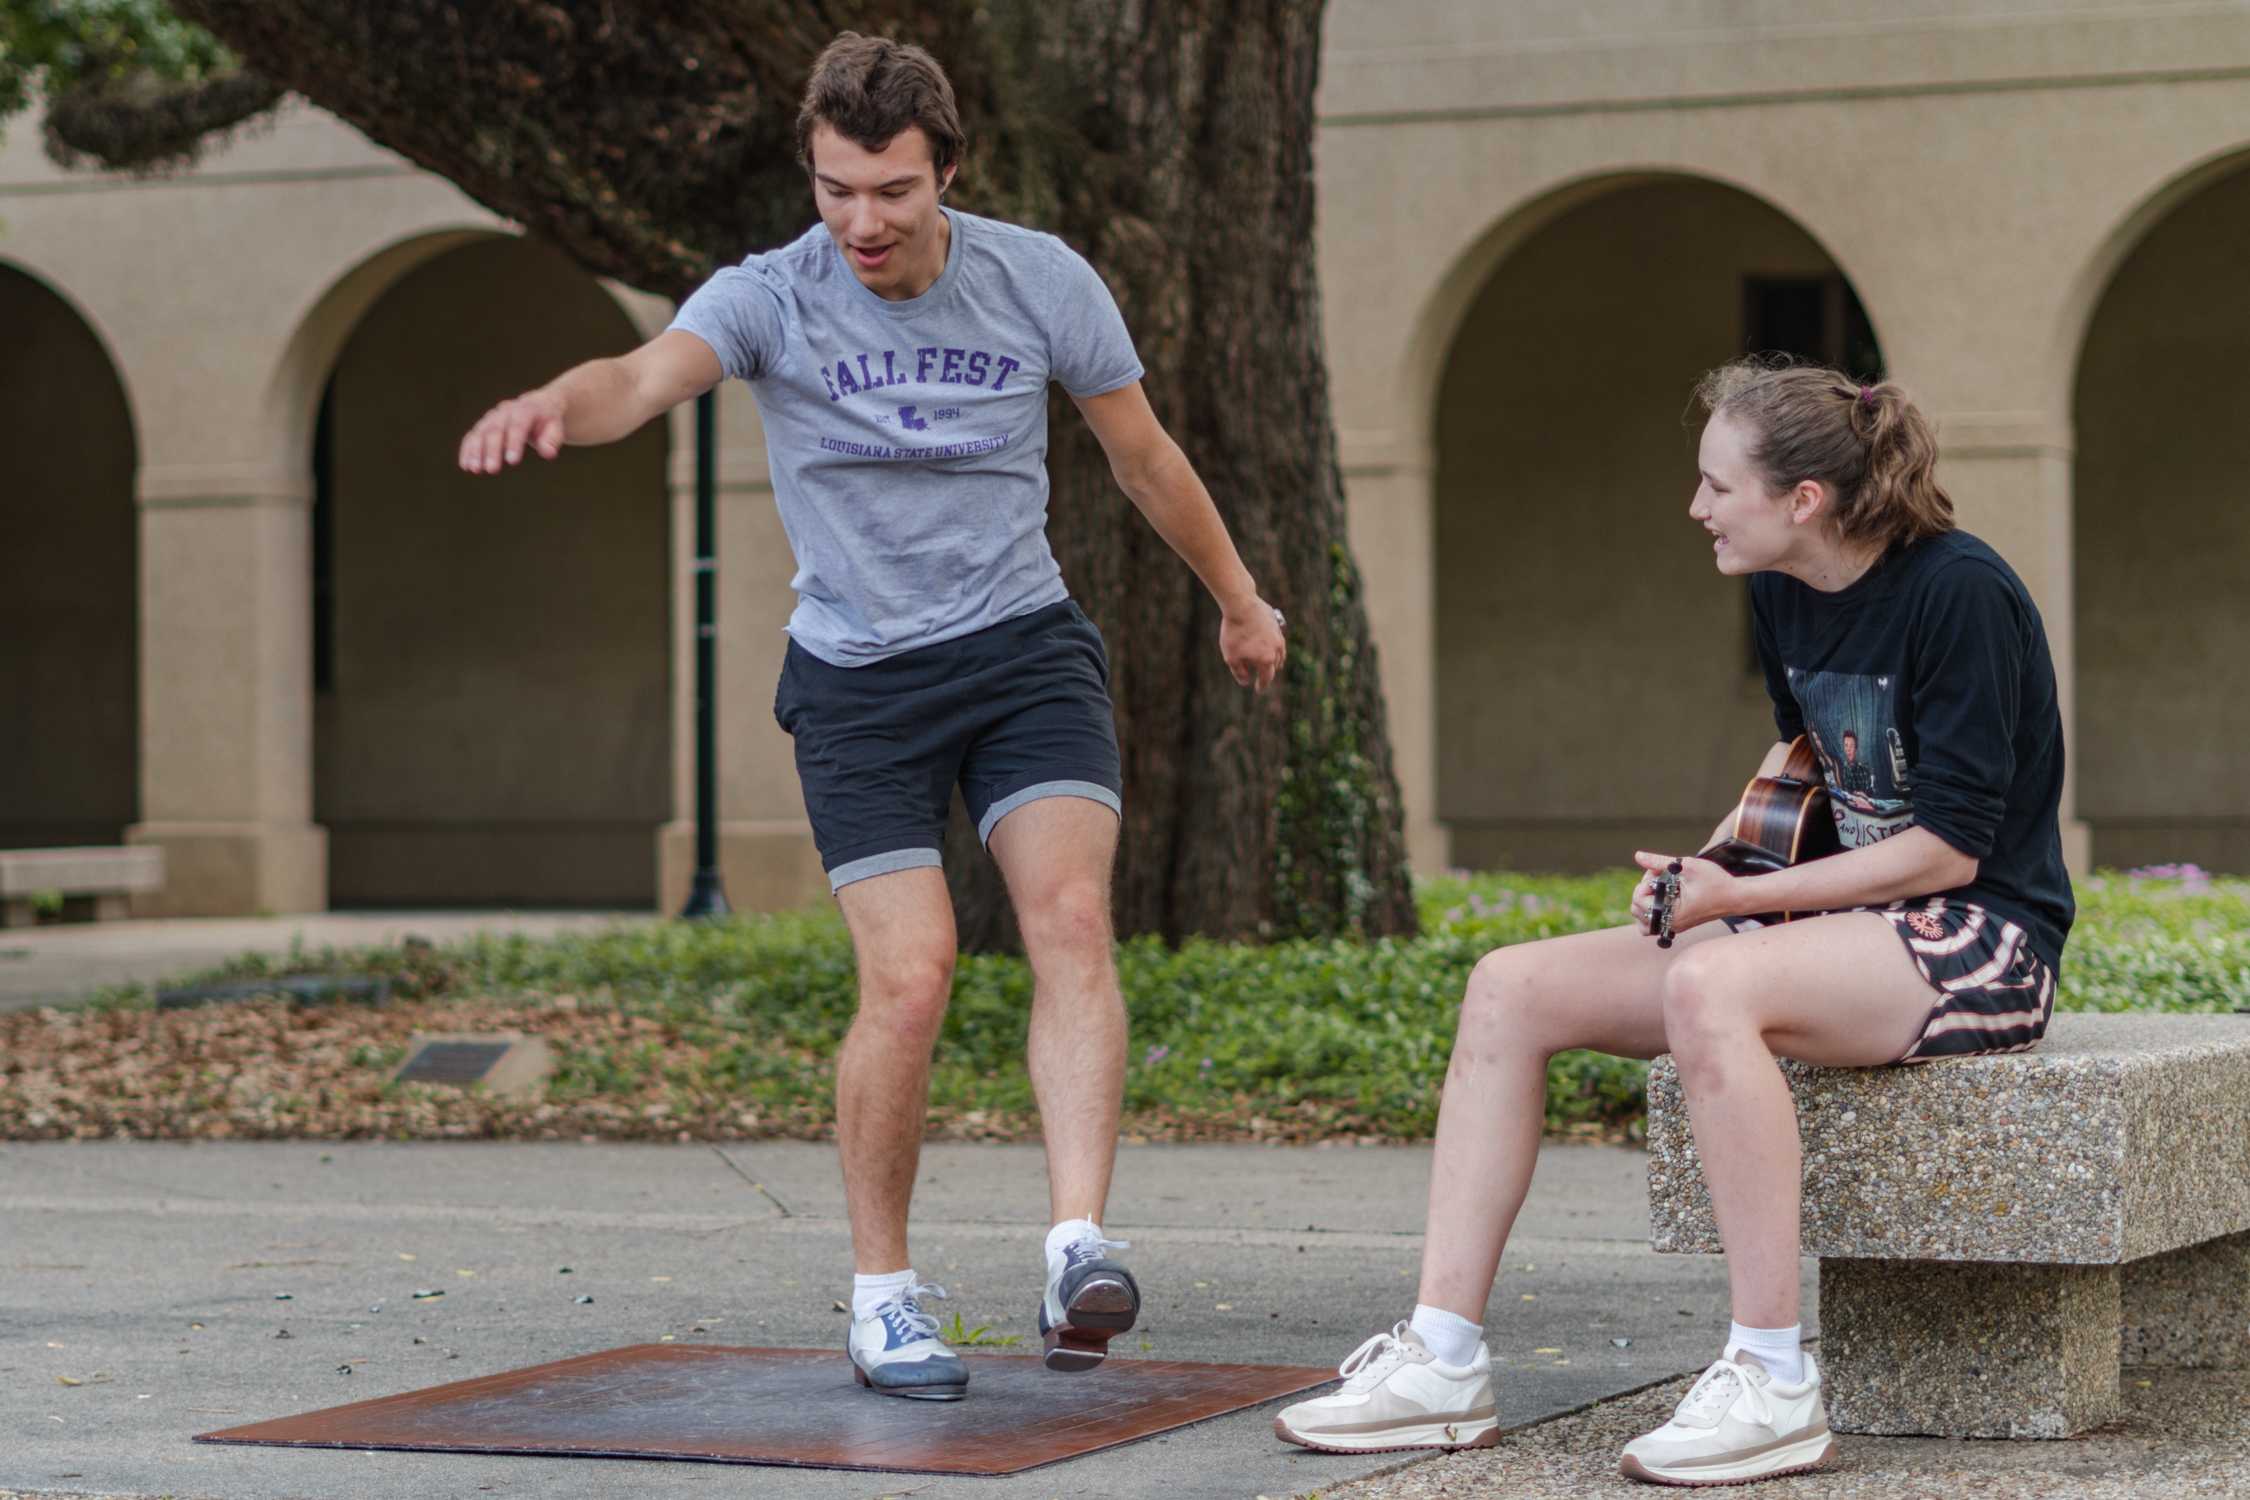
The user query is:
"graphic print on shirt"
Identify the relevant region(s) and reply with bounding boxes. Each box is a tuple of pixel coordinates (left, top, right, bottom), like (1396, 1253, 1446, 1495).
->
(1785, 666, 1915, 849)
(813, 343, 1027, 462)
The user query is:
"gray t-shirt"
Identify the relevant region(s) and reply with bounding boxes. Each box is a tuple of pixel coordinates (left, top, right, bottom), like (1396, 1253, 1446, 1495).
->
(668, 208, 1144, 666)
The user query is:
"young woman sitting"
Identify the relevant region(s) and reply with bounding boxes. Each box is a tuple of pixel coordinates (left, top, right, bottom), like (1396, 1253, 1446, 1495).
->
(1274, 358, 2075, 1486)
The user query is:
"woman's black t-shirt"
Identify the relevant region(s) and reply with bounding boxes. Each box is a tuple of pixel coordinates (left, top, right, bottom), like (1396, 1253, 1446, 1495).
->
(1750, 529, 2074, 972)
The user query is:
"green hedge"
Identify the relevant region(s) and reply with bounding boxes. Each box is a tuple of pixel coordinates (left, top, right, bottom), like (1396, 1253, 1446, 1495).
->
(173, 867, 2250, 1139)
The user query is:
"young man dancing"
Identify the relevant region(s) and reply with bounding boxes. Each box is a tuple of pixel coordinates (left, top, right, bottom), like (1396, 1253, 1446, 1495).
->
(458, 33, 1286, 1401)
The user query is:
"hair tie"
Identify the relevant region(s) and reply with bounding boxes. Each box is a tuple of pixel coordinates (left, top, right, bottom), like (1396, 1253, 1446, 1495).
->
(1857, 385, 1876, 407)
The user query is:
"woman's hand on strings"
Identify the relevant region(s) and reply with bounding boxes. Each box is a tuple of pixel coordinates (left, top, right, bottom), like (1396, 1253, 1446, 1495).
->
(1630, 850, 1737, 936)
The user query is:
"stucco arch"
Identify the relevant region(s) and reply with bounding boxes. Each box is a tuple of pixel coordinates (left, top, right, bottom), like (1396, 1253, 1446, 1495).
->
(261, 225, 662, 488)
(1399, 165, 1894, 456)
(2052, 143, 2250, 421)
(0, 253, 141, 459)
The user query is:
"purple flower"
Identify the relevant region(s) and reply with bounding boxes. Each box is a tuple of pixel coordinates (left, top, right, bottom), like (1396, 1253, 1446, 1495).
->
(1142, 1044, 1171, 1066)
(2128, 861, 2213, 891)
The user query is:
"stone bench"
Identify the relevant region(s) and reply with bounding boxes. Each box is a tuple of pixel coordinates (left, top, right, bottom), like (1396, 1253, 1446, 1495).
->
(1645, 1012, 2250, 1439)
(0, 846, 166, 927)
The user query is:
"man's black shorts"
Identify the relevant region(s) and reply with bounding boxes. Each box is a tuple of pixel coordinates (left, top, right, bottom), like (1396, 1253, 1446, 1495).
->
(774, 600, 1124, 891)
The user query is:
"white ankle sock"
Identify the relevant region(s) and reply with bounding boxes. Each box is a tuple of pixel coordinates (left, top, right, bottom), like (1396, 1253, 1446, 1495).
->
(1725, 1321, 1804, 1384)
(1045, 1217, 1101, 1265)
(1409, 1304, 1485, 1367)
(852, 1268, 916, 1319)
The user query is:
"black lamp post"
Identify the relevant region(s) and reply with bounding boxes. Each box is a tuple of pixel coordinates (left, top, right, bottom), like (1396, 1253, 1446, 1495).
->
(680, 387, 731, 919)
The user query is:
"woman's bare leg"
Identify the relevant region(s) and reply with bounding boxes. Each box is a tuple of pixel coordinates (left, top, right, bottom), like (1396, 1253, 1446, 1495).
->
(1277, 909, 1951, 1459)
(1280, 921, 1709, 1457)
(1415, 920, 1726, 1319)
(1660, 912, 1936, 1327)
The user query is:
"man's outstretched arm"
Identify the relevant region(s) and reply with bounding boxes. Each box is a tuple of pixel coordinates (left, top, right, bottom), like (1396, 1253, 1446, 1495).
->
(458, 329, 724, 474)
(1071, 381, 1288, 691)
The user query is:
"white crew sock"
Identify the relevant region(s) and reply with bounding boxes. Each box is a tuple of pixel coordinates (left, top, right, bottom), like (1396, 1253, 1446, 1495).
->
(852, 1268, 917, 1320)
(1725, 1320, 1805, 1384)
(1409, 1304, 1485, 1367)
(1045, 1217, 1102, 1268)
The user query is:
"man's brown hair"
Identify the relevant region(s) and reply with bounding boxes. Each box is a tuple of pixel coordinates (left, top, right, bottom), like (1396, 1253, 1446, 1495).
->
(796, 32, 965, 180)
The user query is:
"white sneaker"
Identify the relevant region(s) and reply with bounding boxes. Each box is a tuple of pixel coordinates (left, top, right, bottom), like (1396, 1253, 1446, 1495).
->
(1273, 1323, 1500, 1453)
(1620, 1350, 1831, 1485)
(846, 1280, 968, 1401)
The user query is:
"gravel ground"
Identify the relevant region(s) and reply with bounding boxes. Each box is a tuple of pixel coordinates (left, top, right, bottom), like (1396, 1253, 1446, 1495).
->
(1322, 1363, 2250, 1500)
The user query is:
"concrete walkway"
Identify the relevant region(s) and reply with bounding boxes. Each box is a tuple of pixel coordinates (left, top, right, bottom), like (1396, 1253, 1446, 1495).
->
(1, 1140, 1769, 1499)
(0, 911, 656, 1012)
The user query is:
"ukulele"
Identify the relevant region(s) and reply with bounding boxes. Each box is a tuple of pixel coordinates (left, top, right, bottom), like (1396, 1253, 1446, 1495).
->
(1649, 734, 1841, 942)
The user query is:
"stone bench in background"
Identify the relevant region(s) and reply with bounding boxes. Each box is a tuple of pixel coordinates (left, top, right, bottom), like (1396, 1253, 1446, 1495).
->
(1646, 1012, 2250, 1439)
(0, 847, 166, 927)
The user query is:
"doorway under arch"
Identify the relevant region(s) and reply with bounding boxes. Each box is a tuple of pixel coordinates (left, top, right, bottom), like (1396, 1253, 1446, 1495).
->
(312, 236, 670, 906)
(1432, 177, 1882, 871)
(2073, 158, 2250, 873)
(0, 265, 138, 852)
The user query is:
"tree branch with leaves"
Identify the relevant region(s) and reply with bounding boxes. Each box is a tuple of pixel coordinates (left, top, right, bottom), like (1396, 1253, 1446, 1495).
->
(1, 0, 278, 169)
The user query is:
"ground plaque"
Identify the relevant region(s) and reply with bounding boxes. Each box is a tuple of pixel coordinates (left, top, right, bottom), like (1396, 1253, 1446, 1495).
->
(392, 1034, 554, 1097)
(196, 1344, 1335, 1474)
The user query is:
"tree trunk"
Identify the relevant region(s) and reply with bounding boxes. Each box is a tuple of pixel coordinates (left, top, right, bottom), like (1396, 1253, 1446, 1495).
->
(165, 0, 1419, 945)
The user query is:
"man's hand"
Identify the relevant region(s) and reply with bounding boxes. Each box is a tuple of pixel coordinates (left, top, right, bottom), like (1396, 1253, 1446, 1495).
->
(459, 388, 568, 474)
(1221, 596, 1288, 691)
(1630, 850, 1738, 935)
(1071, 383, 1284, 686)
(458, 336, 722, 469)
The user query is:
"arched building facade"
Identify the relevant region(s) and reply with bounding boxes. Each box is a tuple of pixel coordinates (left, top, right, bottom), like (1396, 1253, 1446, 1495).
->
(4, 1, 2247, 913)
(1323, 0, 2250, 879)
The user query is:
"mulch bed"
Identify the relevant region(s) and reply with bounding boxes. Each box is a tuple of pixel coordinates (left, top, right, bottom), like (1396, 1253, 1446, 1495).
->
(0, 995, 1494, 1146)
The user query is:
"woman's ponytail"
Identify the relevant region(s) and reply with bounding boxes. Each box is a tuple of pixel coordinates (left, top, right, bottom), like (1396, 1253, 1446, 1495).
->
(1842, 379, 1952, 548)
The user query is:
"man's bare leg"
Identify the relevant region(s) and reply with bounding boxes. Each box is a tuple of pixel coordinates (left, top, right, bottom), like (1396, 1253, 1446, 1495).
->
(988, 794, 1134, 1368)
(832, 866, 959, 1274)
(987, 796, 1125, 1226)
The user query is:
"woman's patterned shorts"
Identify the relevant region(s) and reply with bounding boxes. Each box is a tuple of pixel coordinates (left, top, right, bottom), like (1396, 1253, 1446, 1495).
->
(1724, 896, 2057, 1062)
